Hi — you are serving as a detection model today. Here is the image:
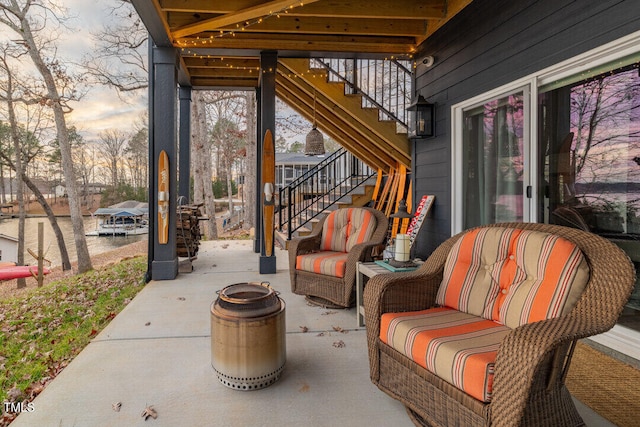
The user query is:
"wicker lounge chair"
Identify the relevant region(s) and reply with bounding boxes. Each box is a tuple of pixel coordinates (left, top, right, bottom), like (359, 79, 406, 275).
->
(364, 222, 635, 427)
(289, 207, 388, 308)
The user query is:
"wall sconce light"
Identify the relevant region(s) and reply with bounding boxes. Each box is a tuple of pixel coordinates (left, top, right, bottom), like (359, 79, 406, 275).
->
(407, 95, 435, 139)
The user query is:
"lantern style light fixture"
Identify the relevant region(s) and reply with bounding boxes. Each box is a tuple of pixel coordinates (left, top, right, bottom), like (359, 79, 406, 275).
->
(407, 94, 435, 139)
(305, 90, 325, 155)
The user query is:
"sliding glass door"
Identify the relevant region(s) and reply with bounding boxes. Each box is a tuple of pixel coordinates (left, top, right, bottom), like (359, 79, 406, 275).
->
(461, 90, 529, 229)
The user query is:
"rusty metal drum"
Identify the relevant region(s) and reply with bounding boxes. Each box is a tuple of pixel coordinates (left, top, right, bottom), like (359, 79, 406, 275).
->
(211, 282, 286, 390)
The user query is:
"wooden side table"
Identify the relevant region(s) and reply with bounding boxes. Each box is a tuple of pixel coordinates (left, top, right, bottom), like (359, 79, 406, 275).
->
(356, 262, 395, 327)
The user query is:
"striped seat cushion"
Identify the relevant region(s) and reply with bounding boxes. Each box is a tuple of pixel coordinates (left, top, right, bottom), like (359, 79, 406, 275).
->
(296, 251, 349, 278)
(435, 227, 589, 329)
(380, 307, 510, 402)
(320, 208, 377, 253)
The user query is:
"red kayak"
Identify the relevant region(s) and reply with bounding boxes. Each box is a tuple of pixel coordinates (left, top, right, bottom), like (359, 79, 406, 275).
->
(0, 265, 51, 280)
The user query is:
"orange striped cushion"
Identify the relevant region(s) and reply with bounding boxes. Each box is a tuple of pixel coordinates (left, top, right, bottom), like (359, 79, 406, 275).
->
(497, 230, 589, 328)
(380, 307, 510, 402)
(320, 208, 377, 253)
(436, 227, 589, 328)
(296, 251, 348, 278)
(345, 209, 377, 251)
(320, 210, 350, 252)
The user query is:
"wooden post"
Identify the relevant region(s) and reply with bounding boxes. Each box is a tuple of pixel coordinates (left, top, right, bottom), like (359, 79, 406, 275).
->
(37, 222, 44, 287)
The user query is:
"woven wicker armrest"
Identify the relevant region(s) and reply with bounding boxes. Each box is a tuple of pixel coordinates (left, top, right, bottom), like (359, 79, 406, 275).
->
(491, 315, 588, 426)
(288, 232, 321, 261)
(288, 232, 321, 254)
(363, 267, 444, 381)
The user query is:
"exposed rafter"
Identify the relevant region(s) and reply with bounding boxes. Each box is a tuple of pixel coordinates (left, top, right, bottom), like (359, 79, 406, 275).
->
(132, 0, 476, 169)
(172, 0, 321, 39)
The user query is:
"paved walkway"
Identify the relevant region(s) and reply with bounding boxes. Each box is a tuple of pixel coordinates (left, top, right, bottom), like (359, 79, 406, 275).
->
(11, 240, 614, 426)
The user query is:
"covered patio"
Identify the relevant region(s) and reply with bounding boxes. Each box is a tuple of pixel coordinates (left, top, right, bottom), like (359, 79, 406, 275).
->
(10, 240, 612, 426)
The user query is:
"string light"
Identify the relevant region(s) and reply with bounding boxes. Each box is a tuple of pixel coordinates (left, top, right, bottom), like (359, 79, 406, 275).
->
(175, 1, 414, 70)
(174, 1, 306, 49)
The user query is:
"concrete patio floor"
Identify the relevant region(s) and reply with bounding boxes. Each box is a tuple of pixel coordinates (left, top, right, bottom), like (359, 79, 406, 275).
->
(12, 240, 614, 426)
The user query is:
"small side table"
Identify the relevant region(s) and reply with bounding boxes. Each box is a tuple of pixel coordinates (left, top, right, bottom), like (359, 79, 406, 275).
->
(356, 262, 395, 327)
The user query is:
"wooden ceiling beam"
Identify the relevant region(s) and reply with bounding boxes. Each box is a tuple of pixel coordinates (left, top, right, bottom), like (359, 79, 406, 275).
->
(172, 0, 320, 39)
(161, 0, 446, 20)
(183, 57, 260, 69)
(188, 68, 259, 78)
(177, 34, 416, 55)
(215, 16, 427, 38)
(191, 77, 258, 88)
(160, 0, 267, 13)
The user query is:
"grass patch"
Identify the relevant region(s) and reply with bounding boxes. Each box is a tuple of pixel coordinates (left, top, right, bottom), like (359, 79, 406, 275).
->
(0, 257, 147, 416)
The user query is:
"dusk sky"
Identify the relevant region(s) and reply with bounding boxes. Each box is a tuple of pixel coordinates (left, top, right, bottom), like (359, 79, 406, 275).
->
(54, 0, 148, 140)
(0, 0, 315, 146)
(0, 0, 148, 142)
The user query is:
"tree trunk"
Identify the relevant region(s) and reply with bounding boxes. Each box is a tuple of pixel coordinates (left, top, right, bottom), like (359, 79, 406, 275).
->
(0, 165, 5, 204)
(192, 97, 203, 208)
(202, 135, 217, 239)
(21, 172, 72, 270)
(5, 70, 26, 288)
(243, 91, 256, 231)
(226, 161, 234, 213)
(19, 14, 92, 272)
(192, 92, 217, 239)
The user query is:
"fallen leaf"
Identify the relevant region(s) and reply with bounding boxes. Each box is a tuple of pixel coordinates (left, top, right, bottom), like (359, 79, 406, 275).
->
(145, 322, 151, 326)
(177, 297, 186, 301)
(141, 405, 157, 420)
(299, 326, 308, 333)
(316, 332, 325, 337)
(112, 402, 122, 412)
(321, 311, 337, 316)
(332, 326, 347, 333)
(333, 340, 346, 348)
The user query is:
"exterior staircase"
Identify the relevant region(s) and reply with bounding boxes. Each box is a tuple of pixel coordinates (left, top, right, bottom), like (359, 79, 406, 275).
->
(274, 57, 412, 245)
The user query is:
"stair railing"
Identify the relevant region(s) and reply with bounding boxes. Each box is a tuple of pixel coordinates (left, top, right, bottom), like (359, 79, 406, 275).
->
(278, 148, 375, 239)
(311, 58, 413, 131)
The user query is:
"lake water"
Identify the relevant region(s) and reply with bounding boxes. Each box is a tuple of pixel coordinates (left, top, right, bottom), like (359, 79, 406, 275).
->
(0, 216, 147, 267)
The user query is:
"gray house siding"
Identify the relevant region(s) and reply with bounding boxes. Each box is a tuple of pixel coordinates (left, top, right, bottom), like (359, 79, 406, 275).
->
(411, 0, 640, 259)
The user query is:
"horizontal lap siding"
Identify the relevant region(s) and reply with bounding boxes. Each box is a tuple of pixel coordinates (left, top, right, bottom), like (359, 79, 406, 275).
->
(411, 0, 640, 259)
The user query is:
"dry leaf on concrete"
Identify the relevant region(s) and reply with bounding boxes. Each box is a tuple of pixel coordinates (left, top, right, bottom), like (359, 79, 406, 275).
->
(333, 340, 346, 348)
(141, 405, 158, 420)
(299, 326, 308, 333)
(112, 402, 122, 412)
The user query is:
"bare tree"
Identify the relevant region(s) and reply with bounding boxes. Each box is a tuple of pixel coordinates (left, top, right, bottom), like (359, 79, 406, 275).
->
(191, 91, 217, 239)
(82, 0, 147, 95)
(97, 129, 128, 188)
(0, 49, 26, 287)
(243, 91, 256, 231)
(0, 43, 72, 272)
(126, 126, 148, 191)
(0, 0, 92, 272)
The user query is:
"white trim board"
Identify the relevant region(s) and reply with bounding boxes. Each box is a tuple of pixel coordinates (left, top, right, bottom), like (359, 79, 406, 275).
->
(589, 325, 640, 362)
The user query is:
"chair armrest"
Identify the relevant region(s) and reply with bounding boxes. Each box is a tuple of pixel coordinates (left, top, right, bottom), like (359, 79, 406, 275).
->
(363, 265, 444, 382)
(288, 231, 322, 268)
(490, 315, 586, 425)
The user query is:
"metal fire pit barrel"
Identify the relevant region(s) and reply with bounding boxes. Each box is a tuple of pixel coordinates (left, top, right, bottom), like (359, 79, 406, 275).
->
(211, 282, 286, 390)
